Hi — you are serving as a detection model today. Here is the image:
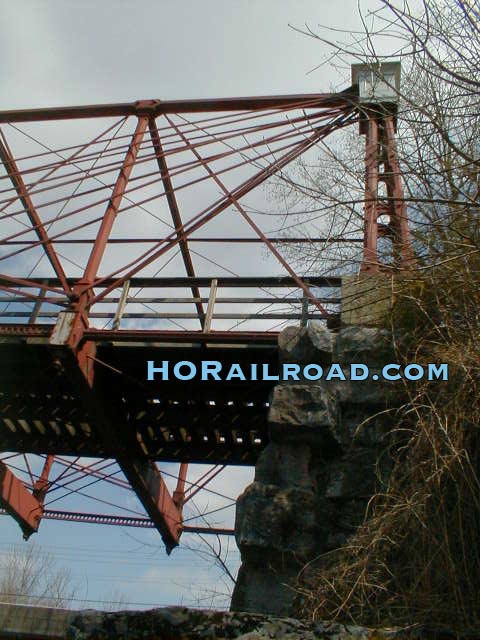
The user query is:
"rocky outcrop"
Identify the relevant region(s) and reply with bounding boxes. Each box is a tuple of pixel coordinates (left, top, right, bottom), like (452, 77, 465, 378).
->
(231, 322, 398, 616)
(0, 602, 465, 639)
(64, 607, 431, 639)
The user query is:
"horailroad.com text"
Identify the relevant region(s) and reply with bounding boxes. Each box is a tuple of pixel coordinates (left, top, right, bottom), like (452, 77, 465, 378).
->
(147, 361, 448, 382)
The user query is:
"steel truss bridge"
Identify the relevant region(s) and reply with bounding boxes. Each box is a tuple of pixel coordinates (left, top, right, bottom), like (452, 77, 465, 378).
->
(0, 69, 412, 552)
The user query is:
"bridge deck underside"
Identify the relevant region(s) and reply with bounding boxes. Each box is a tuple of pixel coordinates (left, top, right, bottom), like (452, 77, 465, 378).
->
(0, 340, 277, 465)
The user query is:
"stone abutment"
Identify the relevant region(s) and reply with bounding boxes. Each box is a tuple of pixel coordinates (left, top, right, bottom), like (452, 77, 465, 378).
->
(231, 321, 400, 615)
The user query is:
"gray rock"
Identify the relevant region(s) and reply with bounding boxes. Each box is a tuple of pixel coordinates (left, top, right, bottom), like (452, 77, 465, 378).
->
(254, 443, 316, 490)
(235, 482, 325, 559)
(61, 605, 417, 639)
(279, 322, 334, 366)
(324, 450, 377, 500)
(231, 563, 299, 617)
(309, 321, 335, 354)
(268, 384, 342, 450)
(268, 384, 336, 428)
(231, 321, 405, 620)
(335, 325, 393, 366)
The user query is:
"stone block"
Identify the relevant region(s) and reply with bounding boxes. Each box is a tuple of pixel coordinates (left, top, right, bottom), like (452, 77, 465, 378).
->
(254, 443, 316, 490)
(268, 384, 339, 448)
(335, 325, 392, 365)
(268, 384, 336, 428)
(235, 482, 325, 559)
(324, 449, 377, 500)
(230, 563, 298, 616)
(341, 274, 392, 326)
(278, 322, 333, 365)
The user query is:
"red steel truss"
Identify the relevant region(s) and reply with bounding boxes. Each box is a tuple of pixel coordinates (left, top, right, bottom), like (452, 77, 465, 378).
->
(361, 111, 414, 272)
(0, 83, 412, 552)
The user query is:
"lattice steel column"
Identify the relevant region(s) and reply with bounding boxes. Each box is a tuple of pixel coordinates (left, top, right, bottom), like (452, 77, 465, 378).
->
(360, 112, 414, 273)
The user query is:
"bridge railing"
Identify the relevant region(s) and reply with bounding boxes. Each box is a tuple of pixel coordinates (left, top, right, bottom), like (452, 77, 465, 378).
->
(0, 276, 341, 332)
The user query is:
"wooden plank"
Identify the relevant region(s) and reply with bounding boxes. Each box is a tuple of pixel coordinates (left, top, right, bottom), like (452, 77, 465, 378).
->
(112, 279, 130, 330)
(203, 279, 218, 333)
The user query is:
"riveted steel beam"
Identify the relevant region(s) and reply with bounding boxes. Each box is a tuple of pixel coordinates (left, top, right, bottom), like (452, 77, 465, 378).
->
(0, 91, 357, 123)
(0, 461, 44, 539)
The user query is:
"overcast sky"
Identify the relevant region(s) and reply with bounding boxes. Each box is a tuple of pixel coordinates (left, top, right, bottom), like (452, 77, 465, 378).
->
(0, 0, 383, 611)
(0, 0, 384, 109)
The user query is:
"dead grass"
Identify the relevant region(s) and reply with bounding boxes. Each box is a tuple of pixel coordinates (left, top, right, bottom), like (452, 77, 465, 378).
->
(295, 253, 480, 634)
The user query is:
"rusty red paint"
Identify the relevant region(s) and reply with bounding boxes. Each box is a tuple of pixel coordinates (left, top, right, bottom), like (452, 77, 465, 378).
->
(360, 113, 413, 273)
(0, 92, 357, 123)
(0, 89, 414, 550)
(0, 461, 44, 539)
(148, 117, 205, 327)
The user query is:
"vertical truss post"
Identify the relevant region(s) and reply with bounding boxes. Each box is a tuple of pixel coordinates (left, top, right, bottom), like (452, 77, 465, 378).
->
(88, 110, 351, 307)
(203, 278, 218, 333)
(301, 292, 309, 327)
(29, 280, 48, 324)
(64, 116, 148, 359)
(360, 112, 413, 273)
(148, 117, 205, 328)
(32, 455, 55, 503)
(83, 116, 148, 284)
(361, 114, 380, 273)
(43, 116, 184, 553)
(383, 116, 414, 269)
(172, 462, 189, 509)
(164, 114, 330, 316)
(112, 279, 130, 330)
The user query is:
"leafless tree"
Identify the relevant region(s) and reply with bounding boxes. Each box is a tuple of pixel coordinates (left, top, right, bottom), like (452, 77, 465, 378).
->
(0, 543, 76, 608)
(267, 2, 480, 632)
(269, 1, 480, 275)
